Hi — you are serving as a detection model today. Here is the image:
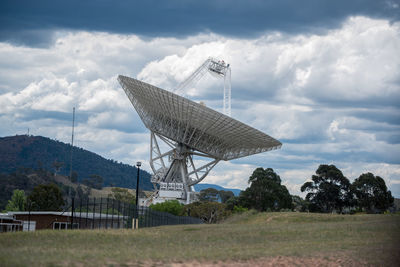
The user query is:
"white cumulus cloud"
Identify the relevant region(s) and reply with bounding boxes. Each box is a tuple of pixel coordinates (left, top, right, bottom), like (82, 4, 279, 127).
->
(0, 16, 399, 196)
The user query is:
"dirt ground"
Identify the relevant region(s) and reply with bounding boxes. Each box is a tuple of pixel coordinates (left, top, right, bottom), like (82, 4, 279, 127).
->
(127, 254, 372, 267)
(166, 256, 365, 267)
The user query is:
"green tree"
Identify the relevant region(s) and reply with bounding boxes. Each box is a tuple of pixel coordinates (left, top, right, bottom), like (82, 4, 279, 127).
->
(199, 188, 234, 203)
(4, 189, 26, 211)
(199, 188, 220, 202)
(183, 201, 230, 223)
(225, 196, 240, 210)
(233, 205, 248, 213)
(76, 184, 91, 202)
(240, 167, 292, 211)
(149, 200, 184, 216)
(291, 195, 309, 212)
(352, 172, 394, 213)
(70, 171, 78, 183)
(28, 183, 64, 211)
(108, 187, 135, 204)
(301, 164, 352, 213)
(52, 160, 64, 176)
(82, 174, 103, 189)
(219, 190, 234, 203)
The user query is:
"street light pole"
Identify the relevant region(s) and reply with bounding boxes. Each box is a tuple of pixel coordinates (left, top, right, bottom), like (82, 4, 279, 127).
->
(134, 161, 141, 229)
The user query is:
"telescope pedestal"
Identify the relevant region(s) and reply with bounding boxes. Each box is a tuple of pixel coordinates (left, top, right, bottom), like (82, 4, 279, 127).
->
(146, 131, 219, 205)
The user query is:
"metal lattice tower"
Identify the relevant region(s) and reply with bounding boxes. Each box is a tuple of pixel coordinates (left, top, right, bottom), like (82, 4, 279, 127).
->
(174, 57, 231, 116)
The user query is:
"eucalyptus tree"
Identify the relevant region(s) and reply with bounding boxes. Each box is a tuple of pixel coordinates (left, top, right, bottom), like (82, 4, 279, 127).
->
(4, 189, 26, 211)
(240, 167, 292, 211)
(352, 172, 394, 213)
(301, 164, 352, 213)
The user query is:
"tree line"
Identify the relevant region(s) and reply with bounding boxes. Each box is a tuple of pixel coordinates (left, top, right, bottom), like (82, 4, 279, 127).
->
(157, 164, 395, 222)
(3, 183, 137, 213)
(3, 164, 395, 223)
(301, 164, 394, 213)
(196, 164, 394, 215)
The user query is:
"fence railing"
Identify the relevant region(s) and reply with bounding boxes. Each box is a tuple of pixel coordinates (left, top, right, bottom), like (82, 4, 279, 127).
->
(63, 197, 203, 230)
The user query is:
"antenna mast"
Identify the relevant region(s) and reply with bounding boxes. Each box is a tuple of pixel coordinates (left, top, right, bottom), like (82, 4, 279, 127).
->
(69, 107, 75, 182)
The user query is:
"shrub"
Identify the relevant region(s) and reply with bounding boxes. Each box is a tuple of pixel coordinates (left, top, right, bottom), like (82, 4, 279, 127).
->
(149, 200, 184, 216)
(183, 201, 231, 223)
(233, 205, 248, 213)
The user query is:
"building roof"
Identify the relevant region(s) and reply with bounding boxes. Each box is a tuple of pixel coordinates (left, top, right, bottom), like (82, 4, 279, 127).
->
(0, 213, 15, 220)
(8, 211, 126, 219)
(118, 75, 282, 160)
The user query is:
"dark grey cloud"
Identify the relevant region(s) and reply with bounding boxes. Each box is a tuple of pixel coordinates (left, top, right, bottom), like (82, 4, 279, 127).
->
(376, 133, 400, 144)
(352, 110, 400, 126)
(14, 109, 85, 123)
(1, 0, 399, 47)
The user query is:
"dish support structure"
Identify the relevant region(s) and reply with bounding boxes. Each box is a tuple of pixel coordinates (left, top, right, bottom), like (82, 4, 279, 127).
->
(145, 131, 220, 205)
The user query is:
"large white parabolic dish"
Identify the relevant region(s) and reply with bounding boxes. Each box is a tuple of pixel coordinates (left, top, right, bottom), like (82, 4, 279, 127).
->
(118, 75, 282, 161)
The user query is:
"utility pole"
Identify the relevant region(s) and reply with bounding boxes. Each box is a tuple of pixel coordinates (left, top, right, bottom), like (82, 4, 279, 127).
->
(69, 107, 75, 202)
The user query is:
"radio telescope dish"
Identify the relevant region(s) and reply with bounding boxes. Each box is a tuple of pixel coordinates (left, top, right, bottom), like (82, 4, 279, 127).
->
(118, 75, 281, 205)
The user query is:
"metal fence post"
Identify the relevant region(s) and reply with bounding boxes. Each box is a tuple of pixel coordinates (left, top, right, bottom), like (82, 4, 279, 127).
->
(122, 202, 126, 229)
(127, 203, 133, 228)
(79, 198, 82, 229)
(99, 198, 103, 229)
(133, 205, 137, 229)
(92, 197, 96, 229)
(85, 198, 89, 229)
(117, 200, 121, 229)
(132, 204, 136, 229)
(111, 199, 115, 229)
(28, 201, 31, 231)
(106, 197, 109, 229)
(70, 197, 75, 230)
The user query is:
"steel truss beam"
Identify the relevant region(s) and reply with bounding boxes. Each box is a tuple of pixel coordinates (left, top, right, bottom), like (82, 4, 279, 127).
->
(149, 131, 220, 204)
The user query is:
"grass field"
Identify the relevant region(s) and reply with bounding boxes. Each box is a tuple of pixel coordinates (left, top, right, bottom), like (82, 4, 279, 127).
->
(1, 212, 399, 266)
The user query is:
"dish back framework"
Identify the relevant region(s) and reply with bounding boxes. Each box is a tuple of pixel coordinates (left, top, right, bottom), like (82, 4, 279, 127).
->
(118, 75, 282, 205)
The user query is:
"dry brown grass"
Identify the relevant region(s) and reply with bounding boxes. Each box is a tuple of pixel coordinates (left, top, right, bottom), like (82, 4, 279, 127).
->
(1, 212, 399, 266)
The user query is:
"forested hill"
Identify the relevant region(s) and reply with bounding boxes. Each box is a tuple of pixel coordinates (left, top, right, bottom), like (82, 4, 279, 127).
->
(0, 135, 152, 190)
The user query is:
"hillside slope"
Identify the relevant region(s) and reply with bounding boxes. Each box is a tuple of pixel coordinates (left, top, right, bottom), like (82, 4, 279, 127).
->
(0, 135, 152, 190)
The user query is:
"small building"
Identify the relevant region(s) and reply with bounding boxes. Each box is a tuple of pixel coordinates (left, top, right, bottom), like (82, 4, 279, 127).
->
(0, 213, 23, 233)
(8, 211, 127, 231)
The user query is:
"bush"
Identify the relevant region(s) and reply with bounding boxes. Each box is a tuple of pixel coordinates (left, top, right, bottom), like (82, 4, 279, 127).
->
(149, 200, 184, 216)
(233, 205, 248, 213)
(183, 201, 231, 223)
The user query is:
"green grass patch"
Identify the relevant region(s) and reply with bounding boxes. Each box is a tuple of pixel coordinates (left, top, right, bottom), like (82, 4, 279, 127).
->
(1, 212, 399, 266)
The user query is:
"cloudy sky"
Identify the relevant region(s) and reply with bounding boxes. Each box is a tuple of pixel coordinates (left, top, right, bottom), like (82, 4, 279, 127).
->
(1, 0, 399, 197)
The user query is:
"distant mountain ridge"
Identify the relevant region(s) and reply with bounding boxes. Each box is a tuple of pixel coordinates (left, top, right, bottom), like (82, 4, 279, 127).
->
(0, 135, 242, 201)
(193, 183, 241, 196)
(0, 135, 153, 190)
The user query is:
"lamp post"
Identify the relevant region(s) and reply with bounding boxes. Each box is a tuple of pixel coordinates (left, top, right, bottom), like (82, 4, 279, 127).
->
(134, 161, 141, 229)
